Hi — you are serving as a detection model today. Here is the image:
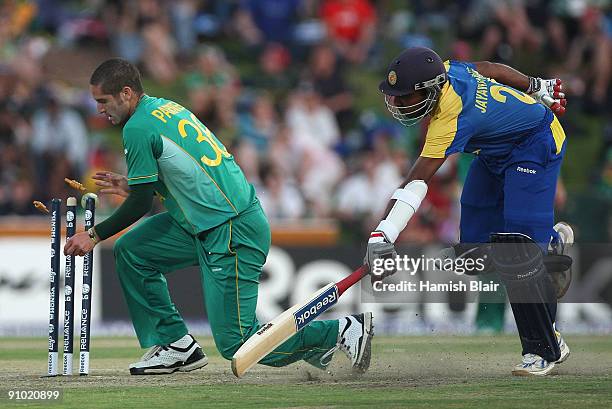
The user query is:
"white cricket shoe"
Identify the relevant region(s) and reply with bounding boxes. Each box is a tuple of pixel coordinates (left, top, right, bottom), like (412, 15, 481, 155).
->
(321, 313, 374, 373)
(512, 354, 555, 376)
(129, 334, 208, 375)
(555, 323, 570, 364)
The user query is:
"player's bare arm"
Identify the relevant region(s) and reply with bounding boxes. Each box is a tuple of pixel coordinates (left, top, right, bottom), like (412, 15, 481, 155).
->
(473, 61, 567, 116)
(379, 156, 445, 225)
(472, 61, 530, 90)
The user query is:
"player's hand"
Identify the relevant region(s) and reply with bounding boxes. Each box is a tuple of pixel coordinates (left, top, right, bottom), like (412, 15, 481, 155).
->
(364, 232, 398, 282)
(64, 231, 96, 257)
(527, 77, 567, 117)
(92, 171, 130, 198)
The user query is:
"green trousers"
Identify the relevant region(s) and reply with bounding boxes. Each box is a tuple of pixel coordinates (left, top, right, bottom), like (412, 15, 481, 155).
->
(476, 273, 506, 333)
(113, 202, 338, 368)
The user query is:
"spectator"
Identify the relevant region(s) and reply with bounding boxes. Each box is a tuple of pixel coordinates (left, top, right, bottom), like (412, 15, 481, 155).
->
(268, 124, 301, 183)
(238, 93, 279, 153)
(233, 140, 262, 189)
(319, 0, 376, 64)
(234, 0, 302, 47)
(185, 45, 239, 128)
(258, 162, 306, 221)
(140, 1, 179, 84)
(103, 0, 144, 63)
(215, 100, 240, 146)
(308, 43, 354, 132)
(298, 145, 345, 217)
(464, 0, 541, 62)
(7, 178, 37, 216)
(286, 82, 341, 153)
(245, 43, 295, 104)
(284, 83, 344, 216)
(104, 0, 178, 82)
(0, 0, 37, 41)
(30, 91, 88, 199)
(192, 1, 236, 39)
(564, 6, 611, 113)
(0, 101, 34, 215)
(169, 0, 198, 57)
(334, 152, 400, 237)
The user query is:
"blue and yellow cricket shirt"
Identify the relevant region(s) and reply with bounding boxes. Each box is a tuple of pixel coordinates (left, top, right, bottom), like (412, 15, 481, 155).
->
(421, 61, 566, 170)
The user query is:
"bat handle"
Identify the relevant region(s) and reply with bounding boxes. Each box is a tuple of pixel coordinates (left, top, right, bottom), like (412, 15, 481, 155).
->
(336, 265, 368, 295)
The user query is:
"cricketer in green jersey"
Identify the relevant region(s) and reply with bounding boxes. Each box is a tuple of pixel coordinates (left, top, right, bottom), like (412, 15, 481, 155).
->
(63, 58, 373, 375)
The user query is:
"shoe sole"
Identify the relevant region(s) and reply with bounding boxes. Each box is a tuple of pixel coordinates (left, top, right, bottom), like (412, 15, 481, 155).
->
(512, 362, 555, 377)
(178, 355, 209, 372)
(130, 355, 208, 375)
(353, 312, 373, 374)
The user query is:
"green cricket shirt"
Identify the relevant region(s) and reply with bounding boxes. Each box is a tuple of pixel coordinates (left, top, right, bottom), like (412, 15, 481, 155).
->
(122, 95, 256, 234)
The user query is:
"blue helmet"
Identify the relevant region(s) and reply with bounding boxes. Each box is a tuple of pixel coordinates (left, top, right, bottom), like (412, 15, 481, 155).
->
(379, 47, 447, 126)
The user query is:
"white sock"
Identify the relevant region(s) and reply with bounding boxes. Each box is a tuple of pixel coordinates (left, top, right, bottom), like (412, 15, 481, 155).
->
(170, 334, 193, 348)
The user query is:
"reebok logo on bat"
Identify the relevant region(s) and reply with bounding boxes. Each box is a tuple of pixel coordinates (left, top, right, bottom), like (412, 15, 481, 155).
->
(293, 287, 338, 331)
(256, 322, 273, 336)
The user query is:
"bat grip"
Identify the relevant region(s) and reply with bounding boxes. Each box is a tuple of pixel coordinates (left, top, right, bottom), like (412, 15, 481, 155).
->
(336, 265, 368, 295)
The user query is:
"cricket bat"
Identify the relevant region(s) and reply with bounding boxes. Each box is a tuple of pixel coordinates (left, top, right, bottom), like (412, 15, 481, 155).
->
(231, 265, 368, 377)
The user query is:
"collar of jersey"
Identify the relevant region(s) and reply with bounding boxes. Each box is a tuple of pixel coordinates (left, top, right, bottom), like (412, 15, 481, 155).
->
(430, 81, 451, 119)
(135, 94, 150, 113)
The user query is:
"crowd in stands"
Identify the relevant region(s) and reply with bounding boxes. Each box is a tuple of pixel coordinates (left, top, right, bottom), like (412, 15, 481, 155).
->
(0, 0, 610, 242)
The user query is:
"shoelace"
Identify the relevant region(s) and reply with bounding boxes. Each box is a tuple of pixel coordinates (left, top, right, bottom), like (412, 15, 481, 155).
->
(141, 345, 163, 361)
(154, 346, 169, 357)
(319, 339, 351, 367)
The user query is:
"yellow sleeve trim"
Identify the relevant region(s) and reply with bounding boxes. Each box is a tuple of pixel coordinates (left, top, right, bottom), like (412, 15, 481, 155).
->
(420, 149, 448, 159)
(128, 173, 158, 181)
(550, 115, 566, 154)
(420, 81, 463, 158)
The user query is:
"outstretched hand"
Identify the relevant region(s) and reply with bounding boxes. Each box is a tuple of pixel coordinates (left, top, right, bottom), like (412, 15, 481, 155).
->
(528, 77, 567, 117)
(92, 171, 130, 198)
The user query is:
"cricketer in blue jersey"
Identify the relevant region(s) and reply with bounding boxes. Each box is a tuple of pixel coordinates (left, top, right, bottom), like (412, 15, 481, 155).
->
(364, 47, 572, 377)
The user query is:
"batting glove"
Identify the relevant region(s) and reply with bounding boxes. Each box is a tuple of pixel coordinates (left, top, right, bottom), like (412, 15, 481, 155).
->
(364, 231, 398, 282)
(527, 77, 567, 117)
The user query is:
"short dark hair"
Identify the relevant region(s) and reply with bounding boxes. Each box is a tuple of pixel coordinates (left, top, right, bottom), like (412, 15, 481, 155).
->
(90, 58, 144, 95)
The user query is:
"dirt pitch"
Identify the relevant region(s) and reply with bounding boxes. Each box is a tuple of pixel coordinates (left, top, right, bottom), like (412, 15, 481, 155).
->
(1, 335, 611, 408)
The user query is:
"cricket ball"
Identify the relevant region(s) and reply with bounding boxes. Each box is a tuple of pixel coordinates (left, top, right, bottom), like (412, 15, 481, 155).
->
(81, 192, 99, 208)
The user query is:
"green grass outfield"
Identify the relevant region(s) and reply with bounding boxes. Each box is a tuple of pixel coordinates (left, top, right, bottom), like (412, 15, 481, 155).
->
(1, 335, 611, 409)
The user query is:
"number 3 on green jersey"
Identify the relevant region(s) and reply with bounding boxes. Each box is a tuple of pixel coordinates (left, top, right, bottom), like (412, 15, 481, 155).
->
(177, 113, 231, 167)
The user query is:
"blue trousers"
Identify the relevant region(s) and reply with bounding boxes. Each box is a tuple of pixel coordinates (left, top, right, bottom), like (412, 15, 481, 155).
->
(460, 122, 565, 361)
